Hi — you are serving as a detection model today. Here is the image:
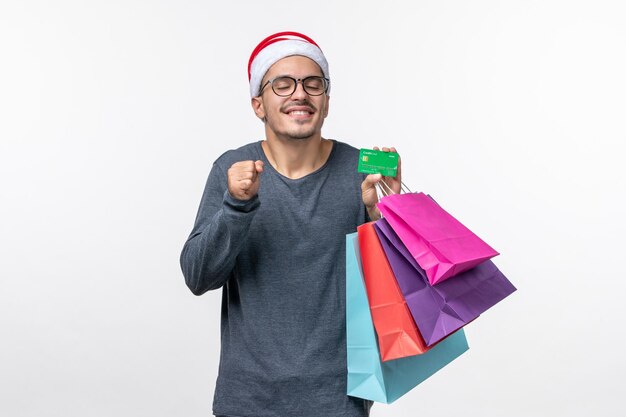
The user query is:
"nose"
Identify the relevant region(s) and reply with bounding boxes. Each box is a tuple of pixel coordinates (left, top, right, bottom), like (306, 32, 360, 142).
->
(290, 80, 308, 100)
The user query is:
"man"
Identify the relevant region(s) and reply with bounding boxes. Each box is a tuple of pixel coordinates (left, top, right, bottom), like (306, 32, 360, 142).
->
(180, 32, 401, 417)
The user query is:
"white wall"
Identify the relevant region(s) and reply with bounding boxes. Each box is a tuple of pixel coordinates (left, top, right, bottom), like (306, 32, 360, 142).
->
(1, 1, 624, 416)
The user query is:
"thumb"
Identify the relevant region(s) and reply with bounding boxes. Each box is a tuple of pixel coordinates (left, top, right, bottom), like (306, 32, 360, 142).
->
(254, 160, 264, 174)
(362, 173, 382, 189)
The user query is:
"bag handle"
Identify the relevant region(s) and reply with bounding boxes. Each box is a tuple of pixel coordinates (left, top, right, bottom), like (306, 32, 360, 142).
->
(376, 179, 413, 198)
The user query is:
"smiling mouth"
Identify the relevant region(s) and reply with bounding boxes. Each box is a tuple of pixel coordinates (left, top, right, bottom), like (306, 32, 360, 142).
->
(284, 108, 316, 121)
(283, 102, 316, 117)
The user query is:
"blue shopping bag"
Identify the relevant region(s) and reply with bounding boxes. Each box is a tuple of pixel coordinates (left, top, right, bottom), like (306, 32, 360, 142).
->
(346, 233, 469, 404)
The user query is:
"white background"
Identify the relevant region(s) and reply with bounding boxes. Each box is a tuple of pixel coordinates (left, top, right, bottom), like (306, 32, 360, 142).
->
(1, 1, 625, 416)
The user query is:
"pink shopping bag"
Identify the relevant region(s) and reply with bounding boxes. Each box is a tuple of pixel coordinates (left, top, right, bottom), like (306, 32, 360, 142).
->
(377, 192, 499, 285)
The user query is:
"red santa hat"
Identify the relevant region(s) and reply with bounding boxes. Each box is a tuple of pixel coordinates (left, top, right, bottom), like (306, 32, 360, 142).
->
(248, 31, 330, 97)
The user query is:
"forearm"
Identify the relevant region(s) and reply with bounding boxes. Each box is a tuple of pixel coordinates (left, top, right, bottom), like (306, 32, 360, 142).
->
(180, 191, 260, 295)
(366, 205, 381, 222)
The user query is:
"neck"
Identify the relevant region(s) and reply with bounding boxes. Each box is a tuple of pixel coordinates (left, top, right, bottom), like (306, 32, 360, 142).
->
(262, 136, 332, 179)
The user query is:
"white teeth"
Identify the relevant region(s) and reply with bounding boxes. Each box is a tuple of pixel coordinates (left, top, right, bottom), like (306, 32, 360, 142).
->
(289, 111, 310, 115)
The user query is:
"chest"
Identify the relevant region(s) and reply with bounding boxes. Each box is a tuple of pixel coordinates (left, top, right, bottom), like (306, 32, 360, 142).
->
(247, 172, 363, 256)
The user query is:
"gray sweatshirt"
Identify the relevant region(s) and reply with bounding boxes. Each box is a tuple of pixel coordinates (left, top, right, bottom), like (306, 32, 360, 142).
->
(180, 140, 372, 417)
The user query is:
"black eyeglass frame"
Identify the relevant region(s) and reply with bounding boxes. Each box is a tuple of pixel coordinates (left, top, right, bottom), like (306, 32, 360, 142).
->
(258, 76, 330, 97)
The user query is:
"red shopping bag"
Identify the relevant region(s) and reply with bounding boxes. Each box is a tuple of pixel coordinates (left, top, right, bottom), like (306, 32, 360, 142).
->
(357, 222, 430, 361)
(377, 192, 499, 285)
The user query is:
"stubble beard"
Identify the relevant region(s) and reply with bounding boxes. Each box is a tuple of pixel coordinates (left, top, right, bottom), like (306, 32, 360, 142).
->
(265, 100, 325, 141)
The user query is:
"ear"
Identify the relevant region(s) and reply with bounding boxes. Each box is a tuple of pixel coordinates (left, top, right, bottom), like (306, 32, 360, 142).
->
(251, 96, 266, 120)
(322, 95, 330, 118)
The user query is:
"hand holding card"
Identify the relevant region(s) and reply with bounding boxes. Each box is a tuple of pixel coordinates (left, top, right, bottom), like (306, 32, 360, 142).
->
(360, 147, 402, 221)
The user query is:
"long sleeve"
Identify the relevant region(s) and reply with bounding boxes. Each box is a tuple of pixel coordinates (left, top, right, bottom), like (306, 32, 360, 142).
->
(180, 162, 260, 295)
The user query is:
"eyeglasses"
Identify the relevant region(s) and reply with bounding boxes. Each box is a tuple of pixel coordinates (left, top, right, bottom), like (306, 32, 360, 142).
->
(259, 76, 329, 97)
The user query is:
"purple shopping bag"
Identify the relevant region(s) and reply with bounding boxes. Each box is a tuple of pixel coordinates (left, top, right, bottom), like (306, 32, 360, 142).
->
(374, 218, 516, 347)
(377, 192, 499, 285)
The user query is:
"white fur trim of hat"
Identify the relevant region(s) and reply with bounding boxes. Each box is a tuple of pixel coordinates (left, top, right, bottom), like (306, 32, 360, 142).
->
(248, 32, 330, 97)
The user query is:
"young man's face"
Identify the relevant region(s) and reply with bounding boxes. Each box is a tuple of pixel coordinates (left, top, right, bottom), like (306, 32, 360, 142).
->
(252, 55, 330, 141)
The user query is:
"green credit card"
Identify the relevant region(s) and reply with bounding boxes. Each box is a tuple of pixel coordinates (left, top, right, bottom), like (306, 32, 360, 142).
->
(357, 148, 399, 177)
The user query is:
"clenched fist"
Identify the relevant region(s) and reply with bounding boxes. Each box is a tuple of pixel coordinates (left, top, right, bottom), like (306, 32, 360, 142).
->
(227, 160, 264, 200)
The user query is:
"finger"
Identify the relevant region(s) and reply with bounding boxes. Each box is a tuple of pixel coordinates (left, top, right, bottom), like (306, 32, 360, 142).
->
(232, 160, 256, 171)
(254, 160, 264, 173)
(361, 176, 381, 206)
(236, 171, 255, 181)
(239, 179, 253, 190)
(392, 148, 401, 179)
(373, 146, 380, 151)
(229, 164, 253, 180)
(382, 147, 390, 152)
(362, 173, 382, 188)
(396, 153, 402, 177)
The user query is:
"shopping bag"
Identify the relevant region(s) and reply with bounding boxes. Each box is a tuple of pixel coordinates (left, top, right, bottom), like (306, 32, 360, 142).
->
(346, 233, 469, 404)
(357, 222, 429, 361)
(377, 192, 499, 285)
(374, 218, 517, 346)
